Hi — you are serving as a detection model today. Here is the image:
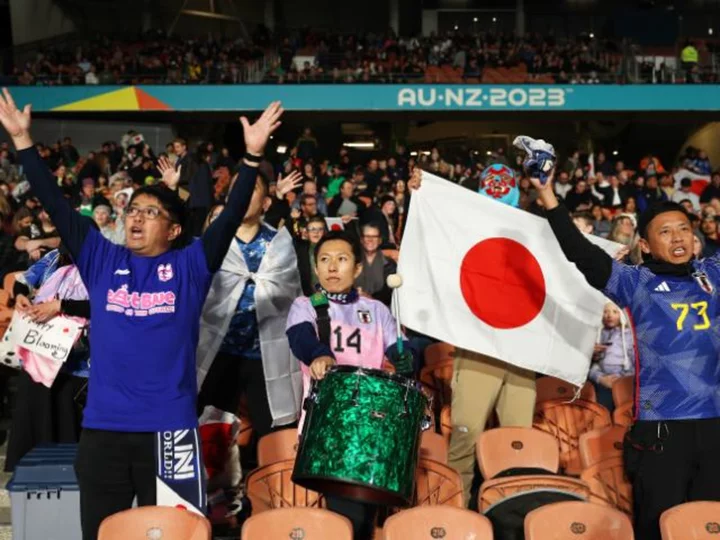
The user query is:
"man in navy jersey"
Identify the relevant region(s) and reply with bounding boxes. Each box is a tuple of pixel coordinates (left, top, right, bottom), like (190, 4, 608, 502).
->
(533, 168, 720, 540)
(0, 88, 284, 540)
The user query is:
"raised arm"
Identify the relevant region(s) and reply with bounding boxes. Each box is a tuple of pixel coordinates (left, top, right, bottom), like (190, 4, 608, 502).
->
(200, 102, 284, 272)
(0, 89, 91, 259)
(531, 171, 614, 291)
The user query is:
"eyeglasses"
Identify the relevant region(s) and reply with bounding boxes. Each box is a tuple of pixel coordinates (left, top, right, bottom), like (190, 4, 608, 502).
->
(307, 227, 325, 233)
(126, 206, 168, 220)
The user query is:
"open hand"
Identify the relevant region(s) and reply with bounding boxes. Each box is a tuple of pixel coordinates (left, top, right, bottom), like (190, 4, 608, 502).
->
(241, 101, 283, 156)
(0, 88, 32, 148)
(157, 156, 180, 190)
(276, 170, 303, 199)
(408, 167, 422, 191)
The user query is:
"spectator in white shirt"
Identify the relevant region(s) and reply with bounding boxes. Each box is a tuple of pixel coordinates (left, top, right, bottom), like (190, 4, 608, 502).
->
(85, 65, 99, 85)
(671, 177, 701, 213)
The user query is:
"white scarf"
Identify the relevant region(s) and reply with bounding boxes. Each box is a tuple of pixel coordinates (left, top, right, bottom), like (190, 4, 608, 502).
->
(196, 225, 303, 427)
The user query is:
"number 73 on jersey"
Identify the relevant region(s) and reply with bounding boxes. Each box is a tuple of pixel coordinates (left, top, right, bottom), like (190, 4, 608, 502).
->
(671, 302, 710, 331)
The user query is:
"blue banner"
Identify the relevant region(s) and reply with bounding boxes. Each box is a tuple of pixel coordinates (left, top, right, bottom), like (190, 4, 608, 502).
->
(6, 84, 720, 112)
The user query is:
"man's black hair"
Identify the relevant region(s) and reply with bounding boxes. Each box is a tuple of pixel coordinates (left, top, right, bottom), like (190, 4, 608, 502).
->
(637, 201, 690, 239)
(314, 230, 362, 264)
(129, 185, 186, 225)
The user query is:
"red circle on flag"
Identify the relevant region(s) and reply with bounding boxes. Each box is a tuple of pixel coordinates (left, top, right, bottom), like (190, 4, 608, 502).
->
(460, 238, 546, 329)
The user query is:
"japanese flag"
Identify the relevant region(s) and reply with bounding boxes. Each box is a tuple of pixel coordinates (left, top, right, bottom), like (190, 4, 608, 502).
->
(397, 172, 624, 386)
(673, 169, 709, 197)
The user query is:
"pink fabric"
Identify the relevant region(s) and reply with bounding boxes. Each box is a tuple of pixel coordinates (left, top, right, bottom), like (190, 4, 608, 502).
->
(19, 265, 88, 387)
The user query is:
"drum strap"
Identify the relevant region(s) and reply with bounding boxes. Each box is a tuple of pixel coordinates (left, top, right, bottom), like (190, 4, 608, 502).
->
(310, 292, 332, 346)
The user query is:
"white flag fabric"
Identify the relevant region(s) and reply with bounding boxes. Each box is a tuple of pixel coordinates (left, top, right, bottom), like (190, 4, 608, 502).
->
(397, 172, 624, 386)
(673, 169, 709, 196)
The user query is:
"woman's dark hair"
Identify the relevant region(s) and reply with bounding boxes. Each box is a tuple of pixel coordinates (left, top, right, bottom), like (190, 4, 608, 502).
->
(314, 230, 362, 264)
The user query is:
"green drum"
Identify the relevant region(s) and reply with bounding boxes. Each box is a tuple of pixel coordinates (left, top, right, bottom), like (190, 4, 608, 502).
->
(292, 366, 430, 506)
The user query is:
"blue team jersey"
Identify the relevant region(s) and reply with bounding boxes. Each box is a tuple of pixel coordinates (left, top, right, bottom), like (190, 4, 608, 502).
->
(604, 257, 720, 421)
(77, 227, 213, 431)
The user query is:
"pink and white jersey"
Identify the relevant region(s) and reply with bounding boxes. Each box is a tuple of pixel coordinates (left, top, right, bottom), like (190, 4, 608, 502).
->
(286, 295, 402, 425)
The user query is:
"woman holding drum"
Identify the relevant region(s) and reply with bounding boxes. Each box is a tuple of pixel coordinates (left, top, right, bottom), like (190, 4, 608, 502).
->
(286, 230, 426, 539)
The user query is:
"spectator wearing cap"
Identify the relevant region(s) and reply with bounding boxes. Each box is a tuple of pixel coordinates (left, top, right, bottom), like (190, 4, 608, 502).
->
(700, 172, 720, 204)
(672, 177, 701, 213)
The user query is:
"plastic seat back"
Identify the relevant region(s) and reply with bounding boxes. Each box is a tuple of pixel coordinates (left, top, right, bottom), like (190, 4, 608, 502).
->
(424, 343, 455, 368)
(536, 376, 597, 404)
(257, 428, 299, 467)
(415, 458, 464, 507)
(98, 507, 211, 540)
(439, 405, 452, 444)
(612, 402, 633, 427)
(419, 431, 448, 464)
(660, 501, 720, 540)
(384, 506, 493, 540)
(241, 507, 352, 540)
(525, 501, 634, 539)
(479, 475, 590, 512)
(580, 456, 632, 515)
(533, 399, 612, 475)
(477, 427, 559, 480)
(246, 459, 324, 513)
(611, 376, 634, 407)
(579, 425, 628, 469)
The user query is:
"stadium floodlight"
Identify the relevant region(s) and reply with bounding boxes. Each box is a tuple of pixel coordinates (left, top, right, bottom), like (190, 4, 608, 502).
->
(410, 151, 418, 156)
(486, 150, 492, 156)
(276, 144, 288, 154)
(613, 150, 619, 156)
(589, 32, 595, 38)
(710, 28, 714, 36)
(473, 17, 478, 22)
(454, 25, 459, 30)
(492, 17, 497, 23)
(343, 142, 375, 149)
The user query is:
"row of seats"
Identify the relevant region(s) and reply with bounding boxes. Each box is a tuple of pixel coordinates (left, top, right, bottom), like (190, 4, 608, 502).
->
(96, 500, 720, 539)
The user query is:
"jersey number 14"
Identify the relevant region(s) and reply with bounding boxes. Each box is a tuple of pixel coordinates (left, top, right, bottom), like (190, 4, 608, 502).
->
(333, 327, 362, 354)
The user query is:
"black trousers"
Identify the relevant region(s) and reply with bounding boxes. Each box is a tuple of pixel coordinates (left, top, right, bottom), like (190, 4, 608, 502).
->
(5, 370, 85, 472)
(326, 495, 377, 540)
(74, 429, 156, 540)
(624, 417, 720, 540)
(197, 352, 275, 439)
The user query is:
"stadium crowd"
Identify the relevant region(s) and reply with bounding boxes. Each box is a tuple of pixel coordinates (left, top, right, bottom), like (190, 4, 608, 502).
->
(4, 28, 717, 86)
(0, 97, 719, 538)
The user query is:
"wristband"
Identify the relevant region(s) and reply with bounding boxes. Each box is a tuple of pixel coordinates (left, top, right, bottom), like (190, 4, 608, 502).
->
(243, 152, 263, 164)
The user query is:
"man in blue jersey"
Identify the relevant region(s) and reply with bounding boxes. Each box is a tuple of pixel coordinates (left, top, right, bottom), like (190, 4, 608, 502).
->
(0, 88, 284, 540)
(532, 169, 720, 540)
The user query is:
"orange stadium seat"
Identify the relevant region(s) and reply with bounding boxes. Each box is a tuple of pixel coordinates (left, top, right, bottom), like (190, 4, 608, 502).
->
(533, 399, 612, 475)
(245, 459, 324, 513)
(241, 508, 352, 540)
(423, 342, 454, 369)
(535, 376, 597, 404)
(98, 507, 210, 540)
(419, 430, 448, 464)
(476, 427, 560, 480)
(660, 501, 720, 540)
(383, 506, 493, 540)
(579, 425, 627, 470)
(257, 428, 299, 467)
(612, 376, 634, 407)
(525, 501, 634, 540)
(612, 402, 634, 427)
(414, 458, 464, 507)
(580, 456, 633, 515)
